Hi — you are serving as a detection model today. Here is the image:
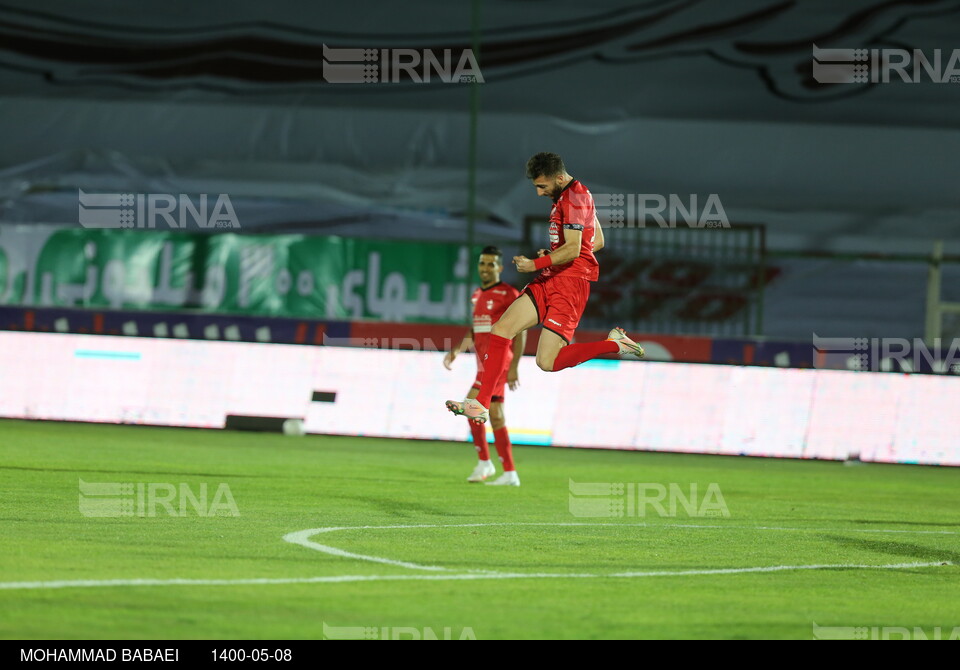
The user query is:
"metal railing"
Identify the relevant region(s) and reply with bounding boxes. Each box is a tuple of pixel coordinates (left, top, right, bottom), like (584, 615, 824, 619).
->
(926, 241, 960, 344)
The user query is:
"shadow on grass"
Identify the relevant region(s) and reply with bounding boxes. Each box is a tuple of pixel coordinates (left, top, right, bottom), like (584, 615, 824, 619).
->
(849, 519, 960, 528)
(822, 535, 960, 564)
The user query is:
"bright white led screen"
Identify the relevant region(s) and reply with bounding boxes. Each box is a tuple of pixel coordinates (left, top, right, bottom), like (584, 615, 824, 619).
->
(1, 332, 956, 466)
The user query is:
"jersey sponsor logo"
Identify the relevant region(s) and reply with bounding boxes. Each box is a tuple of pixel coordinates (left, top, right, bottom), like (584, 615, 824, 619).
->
(486, 299, 494, 310)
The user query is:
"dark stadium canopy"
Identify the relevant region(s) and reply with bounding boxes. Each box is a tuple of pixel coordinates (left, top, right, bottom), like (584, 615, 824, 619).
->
(1, 0, 958, 252)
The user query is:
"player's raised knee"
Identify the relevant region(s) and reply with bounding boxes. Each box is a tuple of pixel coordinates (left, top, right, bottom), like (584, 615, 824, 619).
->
(536, 355, 556, 372)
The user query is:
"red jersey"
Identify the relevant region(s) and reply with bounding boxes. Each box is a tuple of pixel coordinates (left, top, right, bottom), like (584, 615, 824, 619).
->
(541, 179, 599, 282)
(470, 281, 520, 358)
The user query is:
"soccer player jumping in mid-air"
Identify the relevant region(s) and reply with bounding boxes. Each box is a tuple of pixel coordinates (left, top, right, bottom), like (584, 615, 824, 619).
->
(446, 152, 645, 425)
(443, 246, 526, 486)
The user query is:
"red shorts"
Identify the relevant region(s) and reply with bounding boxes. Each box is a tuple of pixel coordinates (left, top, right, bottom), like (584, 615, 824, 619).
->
(522, 274, 591, 343)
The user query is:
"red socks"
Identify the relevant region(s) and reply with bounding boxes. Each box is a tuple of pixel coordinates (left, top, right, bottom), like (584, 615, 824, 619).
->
(477, 335, 618, 406)
(469, 421, 490, 461)
(552, 339, 618, 371)
(493, 426, 514, 471)
(476, 334, 511, 408)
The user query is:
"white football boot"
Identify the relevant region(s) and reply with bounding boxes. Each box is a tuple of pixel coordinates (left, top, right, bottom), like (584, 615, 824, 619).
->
(485, 471, 520, 487)
(607, 327, 645, 359)
(445, 398, 489, 425)
(467, 461, 496, 483)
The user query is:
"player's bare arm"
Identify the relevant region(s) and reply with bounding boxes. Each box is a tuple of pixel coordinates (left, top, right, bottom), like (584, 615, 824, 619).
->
(507, 330, 527, 391)
(514, 228, 582, 272)
(593, 215, 605, 252)
(443, 331, 474, 370)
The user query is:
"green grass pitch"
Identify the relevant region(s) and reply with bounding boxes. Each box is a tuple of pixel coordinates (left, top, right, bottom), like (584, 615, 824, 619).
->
(2, 418, 959, 640)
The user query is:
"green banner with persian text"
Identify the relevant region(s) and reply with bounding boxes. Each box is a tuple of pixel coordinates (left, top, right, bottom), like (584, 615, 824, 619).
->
(0, 226, 472, 323)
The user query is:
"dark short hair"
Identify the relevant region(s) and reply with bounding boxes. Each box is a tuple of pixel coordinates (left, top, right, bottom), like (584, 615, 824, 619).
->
(479, 246, 502, 261)
(526, 152, 565, 180)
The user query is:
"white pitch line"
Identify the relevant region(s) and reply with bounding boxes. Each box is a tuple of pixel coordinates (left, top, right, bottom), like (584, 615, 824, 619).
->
(286, 522, 960, 536)
(282, 522, 960, 571)
(283, 527, 449, 571)
(4, 522, 956, 592)
(0, 562, 951, 591)
(643, 523, 960, 536)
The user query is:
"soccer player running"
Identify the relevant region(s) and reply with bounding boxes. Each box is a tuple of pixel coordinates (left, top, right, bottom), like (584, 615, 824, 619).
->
(444, 246, 526, 486)
(446, 152, 645, 426)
